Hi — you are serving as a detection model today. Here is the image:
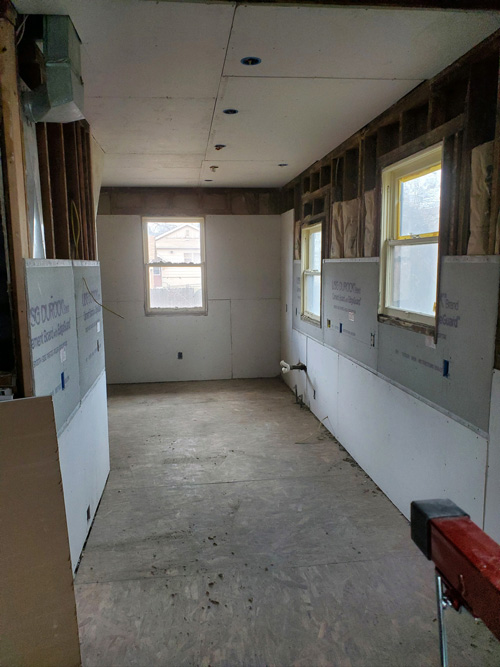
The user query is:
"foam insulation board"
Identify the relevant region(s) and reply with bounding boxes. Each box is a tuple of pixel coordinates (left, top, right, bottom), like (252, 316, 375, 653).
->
(73, 261, 105, 399)
(25, 260, 80, 433)
(292, 260, 323, 343)
(378, 256, 500, 432)
(322, 259, 379, 369)
(0, 395, 81, 667)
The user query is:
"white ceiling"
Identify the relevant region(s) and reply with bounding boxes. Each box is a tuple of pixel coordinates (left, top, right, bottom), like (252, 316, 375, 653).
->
(14, 1, 500, 188)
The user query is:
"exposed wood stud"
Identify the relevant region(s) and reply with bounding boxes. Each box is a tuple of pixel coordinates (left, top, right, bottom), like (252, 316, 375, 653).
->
(46, 124, 71, 259)
(0, 9, 33, 397)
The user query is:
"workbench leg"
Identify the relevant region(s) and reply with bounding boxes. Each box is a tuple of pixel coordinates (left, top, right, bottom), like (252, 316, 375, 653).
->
(435, 571, 449, 667)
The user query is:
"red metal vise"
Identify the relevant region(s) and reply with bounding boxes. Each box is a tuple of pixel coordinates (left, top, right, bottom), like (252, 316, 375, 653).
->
(411, 499, 500, 666)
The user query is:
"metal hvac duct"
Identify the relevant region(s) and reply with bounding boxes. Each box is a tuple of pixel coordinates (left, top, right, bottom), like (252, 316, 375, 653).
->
(23, 15, 84, 123)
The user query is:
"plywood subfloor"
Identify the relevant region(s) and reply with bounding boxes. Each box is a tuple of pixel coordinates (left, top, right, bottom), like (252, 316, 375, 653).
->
(76, 378, 500, 666)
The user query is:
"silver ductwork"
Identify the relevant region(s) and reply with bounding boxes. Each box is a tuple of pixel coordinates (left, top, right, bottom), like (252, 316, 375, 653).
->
(23, 15, 84, 123)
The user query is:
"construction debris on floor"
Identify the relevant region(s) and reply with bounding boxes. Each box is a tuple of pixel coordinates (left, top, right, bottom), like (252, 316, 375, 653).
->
(75, 378, 500, 667)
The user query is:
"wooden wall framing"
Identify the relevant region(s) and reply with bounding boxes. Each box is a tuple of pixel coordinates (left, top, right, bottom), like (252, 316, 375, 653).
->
(0, 2, 33, 396)
(37, 120, 96, 261)
(282, 29, 500, 364)
(99, 187, 281, 218)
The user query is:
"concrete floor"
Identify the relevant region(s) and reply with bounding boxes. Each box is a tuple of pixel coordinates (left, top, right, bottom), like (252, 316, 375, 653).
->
(76, 378, 500, 667)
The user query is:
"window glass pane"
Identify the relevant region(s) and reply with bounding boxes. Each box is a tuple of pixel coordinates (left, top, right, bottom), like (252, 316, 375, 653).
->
(149, 266, 203, 309)
(399, 168, 441, 237)
(147, 222, 201, 263)
(389, 243, 438, 316)
(308, 230, 322, 271)
(304, 274, 321, 317)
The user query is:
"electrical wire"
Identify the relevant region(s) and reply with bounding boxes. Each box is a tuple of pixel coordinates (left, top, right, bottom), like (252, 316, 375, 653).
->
(16, 15, 28, 46)
(83, 277, 125, 320)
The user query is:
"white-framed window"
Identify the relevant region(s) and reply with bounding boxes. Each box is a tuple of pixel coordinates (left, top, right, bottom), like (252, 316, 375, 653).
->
(301, 222, 322, 323)
(143, 217, 207, 315)
(380, 143, 442, 327)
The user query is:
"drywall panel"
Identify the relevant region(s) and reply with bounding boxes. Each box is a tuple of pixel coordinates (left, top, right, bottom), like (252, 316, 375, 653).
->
(306, 337, 339, 437)
(87, 97, 213, 156)
(200, 160, 296, 188)
(74, 261, 105, 399)
(292, 260, 323, 343)
(378, 257, 500, 432)
(102, 299, 232, 384)
(96, 215, 144, 303)
(225, 6, 500, 81)
(485, 369, 500, 543)
(59, 371, 110, 570)
(0, 395, 81, 667)
(334, 356, 487, 525)
(323, 259, 378, 370)
(231, 299, 280, 378)
(25, 260, 80, 433)
(206, 215, 281, 300)
(211, 77, 418, 184)
(98, 214, 281, 383)
(103, 154, 202, 188)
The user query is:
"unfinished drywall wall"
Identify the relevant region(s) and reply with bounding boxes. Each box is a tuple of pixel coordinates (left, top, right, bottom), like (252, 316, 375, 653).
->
(25, 259, 80, 432)
(281, 210, 497, 534)
(74, 261, 105, 398)
(378, 257, 500, 432)
(323, 258, 379, 369)
(24, 259, 110, 570)
(97, 214, 281, 383)
(59, 371, 109, 569)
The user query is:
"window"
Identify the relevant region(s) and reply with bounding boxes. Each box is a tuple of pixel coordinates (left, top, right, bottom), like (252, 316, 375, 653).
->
(143, 217, 206, 314)
(380, 144, 442, 327)
(301, 222, 322, 323)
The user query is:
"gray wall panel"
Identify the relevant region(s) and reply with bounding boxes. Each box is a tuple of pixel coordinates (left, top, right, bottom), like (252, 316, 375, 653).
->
(73, 262, 105, 399)
(292, 260, 323, 343)
(323, 259, 379, 370)
(25, 260, 80, 432)
(378, 257, 500, 431)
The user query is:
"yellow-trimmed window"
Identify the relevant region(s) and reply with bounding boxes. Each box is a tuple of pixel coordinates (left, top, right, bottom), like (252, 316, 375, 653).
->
(301, 222, 322, 323)
(380, 144, 442, 327)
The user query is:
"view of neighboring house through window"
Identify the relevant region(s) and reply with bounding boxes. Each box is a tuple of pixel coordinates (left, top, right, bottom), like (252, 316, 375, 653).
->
(380, 143, 442, 327)
(143, 217, 206, 314)
(301, 222, 322, 323)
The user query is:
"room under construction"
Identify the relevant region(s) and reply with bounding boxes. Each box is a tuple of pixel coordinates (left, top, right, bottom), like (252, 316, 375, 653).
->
(2, 1, 500, 666)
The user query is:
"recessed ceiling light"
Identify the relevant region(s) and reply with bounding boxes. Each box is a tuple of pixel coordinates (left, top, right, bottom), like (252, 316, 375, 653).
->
(279, 163, 288, 167)
(241, 56, 261, 66)
(223, 108, 238, 115)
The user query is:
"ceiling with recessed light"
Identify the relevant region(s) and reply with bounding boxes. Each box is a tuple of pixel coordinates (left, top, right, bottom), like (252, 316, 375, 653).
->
(13, 1, 500, 188)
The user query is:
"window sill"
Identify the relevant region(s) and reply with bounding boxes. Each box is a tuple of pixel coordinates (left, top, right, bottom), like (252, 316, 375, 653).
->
(378, 313, 435, 337)
(145, 308, 208, 317)
(301, 315, 321, 328)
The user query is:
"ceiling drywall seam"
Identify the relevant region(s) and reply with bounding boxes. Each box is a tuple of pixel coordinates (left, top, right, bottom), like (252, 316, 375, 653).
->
(200, 2, 237, 186)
